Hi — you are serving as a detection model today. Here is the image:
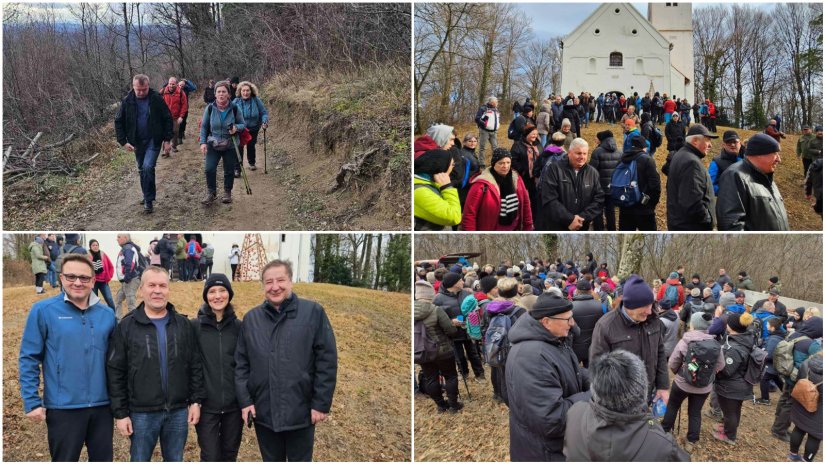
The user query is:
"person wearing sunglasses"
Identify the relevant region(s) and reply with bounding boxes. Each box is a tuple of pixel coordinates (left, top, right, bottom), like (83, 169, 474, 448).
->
(504, 292, 591, 462)
(19, 253, 118, 461)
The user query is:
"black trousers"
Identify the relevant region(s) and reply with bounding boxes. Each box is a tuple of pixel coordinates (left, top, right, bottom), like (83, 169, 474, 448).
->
(46, 406, 113, 462)
(491, 365, 510, 405)
(254, 424, 315, 462)
(231, 263, 239, 280)
(661, 382, 709, 443)
(619, 210, 657, 231)
(803, 157, 813, 179)
(35, 272, 46, 288)
(791, 426, 822, 461)
(180, 113, 189, 138)
(593, 198, 616, 231)
(195, 410, 243, 462)
(760, 371, 784, 400)
(453, 339, 484, 378)
(772, 385, 793, 435)
(420, 355, 458, 406)
(717, 394, 744, 440)
(160, 256, 172, 275)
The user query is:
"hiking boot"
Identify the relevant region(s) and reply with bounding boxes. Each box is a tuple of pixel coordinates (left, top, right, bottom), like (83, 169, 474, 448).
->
(435, 399, 449, 413)
(772, 430, 791, 442)
(234, 170, 241, 178)
(788, 453, 804, 462)
(222, 190, 232, 204)
(161, 152, 170, 158)
(754, 398, 771, 405)
(249, 165, 257, 171)
(139, 198, 145, 205)
(711, 430, 736, 445)
(704, 408, 722, 419)
(201, 191, 217, 204)
(447, 401, 464, 413)
(144, 201, 153, 213)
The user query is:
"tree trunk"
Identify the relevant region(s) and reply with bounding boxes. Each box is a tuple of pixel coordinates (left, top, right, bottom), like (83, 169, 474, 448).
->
(616, 234, 645, 281)
(373, 234, 383, 289)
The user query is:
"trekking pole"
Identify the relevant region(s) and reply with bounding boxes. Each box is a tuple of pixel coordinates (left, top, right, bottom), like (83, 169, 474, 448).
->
(453, 346, 472, 401)
(676, 401, 682, 437)
(231, 133, 252, 195)
(263, 127, 268, 174)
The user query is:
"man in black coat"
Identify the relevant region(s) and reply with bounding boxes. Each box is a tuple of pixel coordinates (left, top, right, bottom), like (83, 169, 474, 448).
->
(561, 96, 582, 138)
(588, 130, 623, 231)
(570, 280, 604, 368)
(666, 124, 717, 230)
(235, 260, 337, 462)
(433, 272, 485, 380)
(537, 138, 604, 231)
(506, 293, 591, 461)
(114, 74, 174, 213)
(752, 289, 788, 323)
(716, 133, 790, 231)
(156, 233, 177, 275)
(616, 134, 661, 231)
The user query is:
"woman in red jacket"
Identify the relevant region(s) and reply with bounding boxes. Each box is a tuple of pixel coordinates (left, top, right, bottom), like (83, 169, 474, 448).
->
(88, 239, 116, 310)
(461, 148, 533, 231)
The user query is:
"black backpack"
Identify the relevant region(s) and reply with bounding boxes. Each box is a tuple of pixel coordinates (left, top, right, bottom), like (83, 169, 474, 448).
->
(507, 118, 519, 140)
(414, 319, 439, 364)
(680, 338, 720, 387)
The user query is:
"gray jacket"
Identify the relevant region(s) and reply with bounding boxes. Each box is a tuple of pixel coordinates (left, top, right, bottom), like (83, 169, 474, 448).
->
(414, 300, 457, 360)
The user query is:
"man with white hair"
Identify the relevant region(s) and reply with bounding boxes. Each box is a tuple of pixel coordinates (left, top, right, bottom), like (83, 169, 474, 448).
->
(537, 138, 604, 231)
(666, 124, 718, 230)
(474, 96, 500, 165)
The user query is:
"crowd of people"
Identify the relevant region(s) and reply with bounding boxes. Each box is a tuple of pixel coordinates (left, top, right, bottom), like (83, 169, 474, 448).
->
(19, 255, 337, 462)
(115, 74, 269, 213)
(413, 91, 823, 231)
(414, 255, 822, 462)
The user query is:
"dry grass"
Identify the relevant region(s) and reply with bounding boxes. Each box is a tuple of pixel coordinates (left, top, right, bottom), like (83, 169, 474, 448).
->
(414, 367, 823, 462)
(3, 281, 411, 462)
(447, 120, 822, 231)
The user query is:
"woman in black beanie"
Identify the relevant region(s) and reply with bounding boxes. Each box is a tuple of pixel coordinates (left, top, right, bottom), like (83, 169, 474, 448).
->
(192, 274, 244, 461)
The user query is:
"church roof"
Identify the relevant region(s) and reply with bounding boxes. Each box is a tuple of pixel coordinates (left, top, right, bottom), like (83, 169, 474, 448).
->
(563, 3, 671, 50)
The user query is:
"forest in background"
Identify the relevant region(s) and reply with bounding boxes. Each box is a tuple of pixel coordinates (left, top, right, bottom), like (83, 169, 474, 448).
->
(414, 234, 823, 302)
(415, 3, 822, 132)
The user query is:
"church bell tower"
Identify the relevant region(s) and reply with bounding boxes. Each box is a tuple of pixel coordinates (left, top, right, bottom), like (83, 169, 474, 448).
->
(648, 3, 694, 101)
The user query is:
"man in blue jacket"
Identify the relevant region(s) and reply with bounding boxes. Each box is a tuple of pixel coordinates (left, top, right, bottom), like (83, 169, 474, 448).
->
(236, 259, 338, 462)
(19, 254, 117, 461)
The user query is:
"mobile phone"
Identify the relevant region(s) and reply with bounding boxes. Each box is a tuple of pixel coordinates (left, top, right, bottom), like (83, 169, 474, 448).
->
(246, 413, 254, 429)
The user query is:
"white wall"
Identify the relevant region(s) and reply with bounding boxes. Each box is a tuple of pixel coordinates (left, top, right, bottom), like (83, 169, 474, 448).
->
(648, 3, 694, 101)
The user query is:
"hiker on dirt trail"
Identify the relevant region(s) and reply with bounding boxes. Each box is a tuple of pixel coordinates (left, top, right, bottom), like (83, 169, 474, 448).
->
(711, 313, 757, 445)
(114, 233, 143, 320)
(114, 74, 174, 214)
(788, 352, 823, 462)
(230, 76, 240, 98)
(201, 242, 215, 279)
(160, 76, 189, 156)
(29, 234, 49, 294)
(19, 253, 117, 461)
(229, 244, 240, 281)
(236, 260, 337, 462)
(565, 350, 690, 462)
(199, 80, 246, 205)
(657, 272, 685, 312)
(591, 274, 671, 407)
(506, 293, 590, 461)
(204, 79, 216, 104)
(474, 96, 500, 166)
(45, 233, 60, 288)
(414, 280, 461, 413)
(107, 265, 205, 462)
(177, 78, 196, 142)
(433, 272, 486, 382)
(717, 133, 790, 231)
(233, 81, 269, 176)
(192, 274, 244, 461)
(88, 239, 116, 310)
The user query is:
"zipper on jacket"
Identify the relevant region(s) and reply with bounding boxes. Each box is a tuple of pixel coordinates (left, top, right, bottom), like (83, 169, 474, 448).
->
(89, 316, 94, 406)
(157, 326, 169, 411)
(219, 327, 225, 411)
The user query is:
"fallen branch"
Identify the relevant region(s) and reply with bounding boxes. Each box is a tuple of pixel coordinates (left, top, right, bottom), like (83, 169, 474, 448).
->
(327, 146, 380, 193)
(22, 132, 43, 159)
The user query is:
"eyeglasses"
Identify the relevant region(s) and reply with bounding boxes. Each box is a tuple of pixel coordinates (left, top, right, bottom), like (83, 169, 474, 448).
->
(62, 274, 93, 283)
(547, 315, 575, 324)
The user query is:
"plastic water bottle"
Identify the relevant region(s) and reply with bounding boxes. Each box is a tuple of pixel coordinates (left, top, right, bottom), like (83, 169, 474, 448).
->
(653, 398, 667, 418)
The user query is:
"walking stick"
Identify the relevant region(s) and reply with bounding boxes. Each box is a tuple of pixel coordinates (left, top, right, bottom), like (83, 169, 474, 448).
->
(231, 134, 252, 195)
(263, 127, 268, 174)
(453, 346, 472, 401)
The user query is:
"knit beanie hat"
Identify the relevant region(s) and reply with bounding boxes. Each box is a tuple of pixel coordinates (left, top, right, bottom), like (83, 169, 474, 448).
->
(728, 312, 754, 333)
(479, 276, 499, 294)
(441, 272, 463, 290)
(490, 147, 512, 166)
(425, 271, 435, 284)
(719, 292, 736, 308)
(414, 149, 452, 176)
(530, 293, 573, 319)
(596, 130, 614, 142)
(690, 311, 713, 331)
(415, 280, 436, 301)
(590, 350, 649, 414)
(426, 124, 455, 148)
(203, 273, 234, 303)
(622, 274, 654, 310)
(657, 298, 672, 310)
(746, 133, 781, 156)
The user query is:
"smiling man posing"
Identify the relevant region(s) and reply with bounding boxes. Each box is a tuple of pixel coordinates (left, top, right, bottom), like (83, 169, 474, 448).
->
(19, 254, 118, 461)
(235, 259, 338, 462)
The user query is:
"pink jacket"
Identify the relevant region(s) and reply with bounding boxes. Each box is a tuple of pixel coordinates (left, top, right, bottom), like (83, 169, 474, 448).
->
(668, 329, 725, 394)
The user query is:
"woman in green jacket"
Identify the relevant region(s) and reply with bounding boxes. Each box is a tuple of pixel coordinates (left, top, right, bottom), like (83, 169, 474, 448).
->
(29, 235, 49, 294)
(413, 148, 460, 230)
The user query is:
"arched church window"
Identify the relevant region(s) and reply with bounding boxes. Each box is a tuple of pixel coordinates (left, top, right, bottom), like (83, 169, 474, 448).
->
(610, 52, 623, 67)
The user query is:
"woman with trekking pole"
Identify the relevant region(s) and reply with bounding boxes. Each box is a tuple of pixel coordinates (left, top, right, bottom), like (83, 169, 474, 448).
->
(233, 81, 269, 176)
(199, 80, 246, 205)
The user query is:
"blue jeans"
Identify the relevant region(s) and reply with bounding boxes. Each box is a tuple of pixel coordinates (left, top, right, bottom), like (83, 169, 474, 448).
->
(93, 281, 116, 310)
(129, 408, 188, 462)
(204, 144, 236, 193)
(540, 134, 547, 146)
(47, 262, 58, 288)
(135, 140, 160, 202)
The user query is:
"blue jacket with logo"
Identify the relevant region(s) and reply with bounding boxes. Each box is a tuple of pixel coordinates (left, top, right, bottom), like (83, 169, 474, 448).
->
(19, 293, 116, 412)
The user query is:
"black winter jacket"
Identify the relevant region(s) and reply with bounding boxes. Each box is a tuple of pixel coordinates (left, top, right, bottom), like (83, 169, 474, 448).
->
(511, 115, 536, 141)
(561, 102, 581, 137)
(510, 139, 544, 182)
(506, 314, 591, 461)
(588, 136, 623, 191)
(665, 120, 685, 152)
(432, 286, 473, 341)
(590, 308, 670, 391)
(618, 148, 661, 215)
(537, 160, 604, 230)
(571, 294, 604, 364)
(716, 159, 790, 231)
(192, 304, 242, 414)
(666, 143, 715, 230)
(715, 332, 756, 401)
(235, 294, 337, 432)
(107, 303, 205, 419)
(791, 354, 823, 439)
(203, 86, 216, 104)
(114, 88, 174, 148)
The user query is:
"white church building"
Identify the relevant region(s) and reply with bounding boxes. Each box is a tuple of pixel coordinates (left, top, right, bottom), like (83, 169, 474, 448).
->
(560, 3, 694, 101)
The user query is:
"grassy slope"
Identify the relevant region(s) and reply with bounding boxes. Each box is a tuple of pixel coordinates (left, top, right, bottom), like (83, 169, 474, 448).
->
(3, 282, 411, 462)
(447, 120, 821, 231)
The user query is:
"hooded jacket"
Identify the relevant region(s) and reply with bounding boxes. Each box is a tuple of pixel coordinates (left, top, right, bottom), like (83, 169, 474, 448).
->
(709, 148, 743, 195)
(432, 286, 472, 341)
(571, 293, 604, 365)
(413, 300, 457, 361)
(716, 158, 790, 231)
(564, 400, 690, 461)
(590, 309, 669, 391)
(715, 331, 756, 401)
(114, 88, 174, 148)
(668, 329, 724, 394)
(232, 96, 268, 130)
(537, 159, 604, 231)
(160, 84, 189, 119)
(659, 309, 680, 359)
(588, 136, 623, 192)
(666, 142, 715, 230)
(665, 119, 686, 152)
(617, 148, 661, 215)
(790, 354, 823, 439)
(192, 304, 242, 414)
(506, 314, 590, 461)
(235, 293, 337, 432)
(657, 277, 686, 311)
(537, 103, 553, 135)
(413, 134, 440, 159)
(461, 168, 533, 231)
(29, 239, 48, 275)
(116, 241, 142, 283)
(413, 175, 461, 230)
